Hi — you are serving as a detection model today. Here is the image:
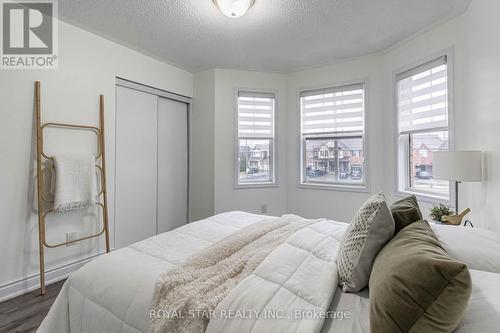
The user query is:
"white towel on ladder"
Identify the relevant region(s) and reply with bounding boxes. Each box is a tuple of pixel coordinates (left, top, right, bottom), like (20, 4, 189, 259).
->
(53, 154, 97, 212)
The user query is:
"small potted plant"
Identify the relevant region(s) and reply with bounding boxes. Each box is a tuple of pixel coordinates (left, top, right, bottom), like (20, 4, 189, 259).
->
(430, 204, 455, 223)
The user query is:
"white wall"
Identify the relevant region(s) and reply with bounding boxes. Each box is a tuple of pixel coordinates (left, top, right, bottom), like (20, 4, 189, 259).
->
(459, 0, 500, 232)
(0, 20, 193, 298)
(212, 69, 288, 216)
(285, 56, 385, 221)
(382, 0, 500, 231)
(191, 70, 215, 221)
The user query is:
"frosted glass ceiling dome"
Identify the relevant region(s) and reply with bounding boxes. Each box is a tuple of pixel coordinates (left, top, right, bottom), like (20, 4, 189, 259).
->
(212, 0, 256, 18)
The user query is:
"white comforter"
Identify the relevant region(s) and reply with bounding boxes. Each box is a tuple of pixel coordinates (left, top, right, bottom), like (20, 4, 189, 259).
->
(38, 211, 500, 333)
(207, 217, 347, 333)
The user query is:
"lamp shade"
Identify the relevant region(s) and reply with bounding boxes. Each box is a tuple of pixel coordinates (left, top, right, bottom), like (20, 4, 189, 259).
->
(433, 151, 482, 182)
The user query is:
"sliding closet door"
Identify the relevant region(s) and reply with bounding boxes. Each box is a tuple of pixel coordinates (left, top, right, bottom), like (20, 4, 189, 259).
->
(115, 86, 158, 248)
(157, 97, 188, 233)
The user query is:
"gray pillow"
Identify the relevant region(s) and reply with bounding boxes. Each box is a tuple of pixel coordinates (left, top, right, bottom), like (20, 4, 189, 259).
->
(337, 192, 395, 292)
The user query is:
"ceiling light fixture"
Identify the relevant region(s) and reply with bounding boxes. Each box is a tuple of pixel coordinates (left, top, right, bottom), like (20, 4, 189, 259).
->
(212, 0, 255, 18)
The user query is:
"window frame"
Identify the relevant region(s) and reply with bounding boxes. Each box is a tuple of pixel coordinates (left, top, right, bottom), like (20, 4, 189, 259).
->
(297, 79, 371, 193)
(234, 88, 279, 189)
(393, 48, 455, 204)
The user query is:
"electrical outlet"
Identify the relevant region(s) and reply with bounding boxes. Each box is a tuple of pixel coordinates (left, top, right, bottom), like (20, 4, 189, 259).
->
(260, 204, 268, 214)
(66, 232, 77, 246)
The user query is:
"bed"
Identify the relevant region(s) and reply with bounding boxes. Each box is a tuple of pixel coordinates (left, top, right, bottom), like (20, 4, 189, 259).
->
(38, 211, 500, 333)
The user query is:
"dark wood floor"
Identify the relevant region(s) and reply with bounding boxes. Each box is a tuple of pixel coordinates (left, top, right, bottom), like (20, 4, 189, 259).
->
(0, 280, 65, 333)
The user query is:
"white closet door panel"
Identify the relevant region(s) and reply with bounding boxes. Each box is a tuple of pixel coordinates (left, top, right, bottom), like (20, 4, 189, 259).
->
(115, 86, 158, 248)
(157, 97, 188, 233)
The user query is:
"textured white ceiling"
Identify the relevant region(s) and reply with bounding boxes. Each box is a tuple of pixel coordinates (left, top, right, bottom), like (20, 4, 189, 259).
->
(59, 0, 470, 73)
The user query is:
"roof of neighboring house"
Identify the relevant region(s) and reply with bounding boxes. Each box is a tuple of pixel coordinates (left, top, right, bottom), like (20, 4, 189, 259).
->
(413, 134, 448, 151)
(307, 133, 447, 152)
(252, 144, 270, 151)
(338, 139, 363, 151)
(240, 144, 270, 152)
(309, 139, 363, 151)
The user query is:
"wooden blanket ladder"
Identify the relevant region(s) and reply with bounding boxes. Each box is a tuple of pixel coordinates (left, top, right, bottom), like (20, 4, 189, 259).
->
(35, 81, 110, 295)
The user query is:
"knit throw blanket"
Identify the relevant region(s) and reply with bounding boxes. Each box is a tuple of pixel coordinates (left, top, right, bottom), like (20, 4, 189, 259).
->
(149, 215, 316, 333)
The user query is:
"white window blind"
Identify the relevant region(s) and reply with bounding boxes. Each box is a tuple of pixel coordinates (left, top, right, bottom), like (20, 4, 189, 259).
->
(300, 83, 364, 135)
(397, 56, 448, 133)
(238, 91, 275, 138)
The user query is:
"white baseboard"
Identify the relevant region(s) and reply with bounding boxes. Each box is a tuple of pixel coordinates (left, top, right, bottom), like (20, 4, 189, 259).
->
(0, 254, 101, 302)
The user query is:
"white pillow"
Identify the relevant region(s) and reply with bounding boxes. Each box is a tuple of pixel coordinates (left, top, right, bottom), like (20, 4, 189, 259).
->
(431, 223, 500, 273)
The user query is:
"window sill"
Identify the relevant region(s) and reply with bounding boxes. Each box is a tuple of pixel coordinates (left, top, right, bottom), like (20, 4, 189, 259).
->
(298, 182, 370, 193)
(234, 182, 279, 189)
(395, 190, 451, 205)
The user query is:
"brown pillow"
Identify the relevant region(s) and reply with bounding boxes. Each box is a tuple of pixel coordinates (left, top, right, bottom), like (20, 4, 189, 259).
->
(390, 195, 423, 234)
(369, 220, 471, 333)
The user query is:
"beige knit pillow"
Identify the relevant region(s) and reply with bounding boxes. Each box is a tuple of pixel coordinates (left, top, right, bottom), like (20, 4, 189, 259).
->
(337, 192, 395, 292)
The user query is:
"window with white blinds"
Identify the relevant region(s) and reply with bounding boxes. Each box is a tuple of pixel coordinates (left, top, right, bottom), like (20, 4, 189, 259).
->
(300, 83, 364, 135)
(236, 91, 276, 186)
(238, 92, 274, 139)
(300, 83, 366, 188)
(397, 56, 448, 134)
(396, 55, 451, 199)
